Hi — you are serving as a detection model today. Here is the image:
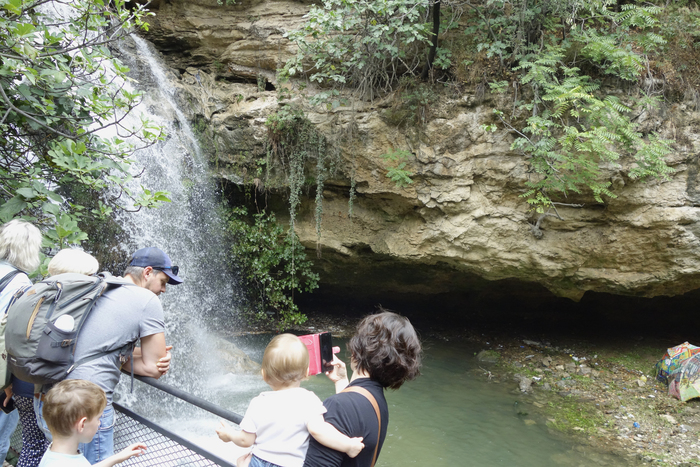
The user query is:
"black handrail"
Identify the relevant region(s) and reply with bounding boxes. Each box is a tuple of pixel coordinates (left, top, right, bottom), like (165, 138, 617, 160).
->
(127, 372, 243, 425)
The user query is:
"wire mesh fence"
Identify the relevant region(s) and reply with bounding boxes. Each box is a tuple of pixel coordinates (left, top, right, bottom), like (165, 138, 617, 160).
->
(113, 404, 234, 467)
(8, 375, 242, 467)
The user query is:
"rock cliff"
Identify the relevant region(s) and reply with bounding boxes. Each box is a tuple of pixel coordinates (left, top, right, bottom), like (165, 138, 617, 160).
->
(134, 0, 700, 303)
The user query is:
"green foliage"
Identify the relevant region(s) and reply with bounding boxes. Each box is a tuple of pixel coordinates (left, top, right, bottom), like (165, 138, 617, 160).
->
(381, 149, 414, 188)
(227, 206, 317, 329)
(498, 41, 673, 212)
(0, 0, 167, 250)
(281, 0, 432, 102)
(276, 0, 677, 224)
(464, 0, 673, 213)
(264, 106, 338, 244)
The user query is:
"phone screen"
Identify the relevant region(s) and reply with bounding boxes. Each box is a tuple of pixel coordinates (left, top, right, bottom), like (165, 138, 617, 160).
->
(319, 332, 334, 372)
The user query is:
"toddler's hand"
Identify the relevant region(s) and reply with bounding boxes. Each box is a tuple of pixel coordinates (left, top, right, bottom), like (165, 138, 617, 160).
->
(216, 421, 233, 443)
(236, 452, 252, 467)
(346, 437, 364, 458)
(115, 443, 146, 462)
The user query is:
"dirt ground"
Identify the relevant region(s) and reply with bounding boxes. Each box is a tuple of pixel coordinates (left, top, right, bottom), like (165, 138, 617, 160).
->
(284, 311, 700, 467)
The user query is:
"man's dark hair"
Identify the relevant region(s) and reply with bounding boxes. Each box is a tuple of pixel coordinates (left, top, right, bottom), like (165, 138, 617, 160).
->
(348, 309, 422, 389)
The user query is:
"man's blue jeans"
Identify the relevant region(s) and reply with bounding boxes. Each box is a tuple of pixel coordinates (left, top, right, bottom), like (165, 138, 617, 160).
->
(0, 409, 19, 462)
(35, 397, 115, 463)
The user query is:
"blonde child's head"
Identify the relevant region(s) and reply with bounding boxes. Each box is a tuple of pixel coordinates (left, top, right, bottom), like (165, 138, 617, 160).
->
(43, 379, 107, 437)
(261, 334, 309, 388)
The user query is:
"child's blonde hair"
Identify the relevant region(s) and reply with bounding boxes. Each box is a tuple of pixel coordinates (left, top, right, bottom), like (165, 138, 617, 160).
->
(262, 334, 309, 387)
(43, 379, 107, 437)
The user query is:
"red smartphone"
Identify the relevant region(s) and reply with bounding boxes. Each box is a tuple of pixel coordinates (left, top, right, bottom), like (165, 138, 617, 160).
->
(299, 332, 338, 375)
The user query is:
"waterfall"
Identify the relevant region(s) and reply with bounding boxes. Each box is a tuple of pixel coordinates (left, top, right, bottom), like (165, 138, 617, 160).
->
(107, 35, 266, 454)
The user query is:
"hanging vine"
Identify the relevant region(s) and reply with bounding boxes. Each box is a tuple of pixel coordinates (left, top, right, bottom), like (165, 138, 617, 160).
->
(264, 105, 340, 250)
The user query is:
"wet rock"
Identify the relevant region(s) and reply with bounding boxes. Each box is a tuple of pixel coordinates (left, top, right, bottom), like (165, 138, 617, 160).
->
(565, 362, 577, 373)
(211, 336, 261, 374)
(580, 365, 592, 376)
(541, 356, 552, 367)
(476, 350, 501, 363)
(661, 414, 678, 424)
(519, 377, 533, 393)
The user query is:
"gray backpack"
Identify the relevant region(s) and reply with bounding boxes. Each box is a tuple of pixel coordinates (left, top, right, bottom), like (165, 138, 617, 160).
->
(5, 272, 133, 385)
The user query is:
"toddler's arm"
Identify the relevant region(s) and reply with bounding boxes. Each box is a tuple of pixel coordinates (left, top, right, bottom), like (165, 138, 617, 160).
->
(217, 421, 256, 448)
(93, 443, 146, 467)
(307, 415, 364, 458)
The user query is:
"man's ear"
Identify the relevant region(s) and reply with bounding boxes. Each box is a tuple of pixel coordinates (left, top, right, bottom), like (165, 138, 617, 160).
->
(143, 266, 154, 279)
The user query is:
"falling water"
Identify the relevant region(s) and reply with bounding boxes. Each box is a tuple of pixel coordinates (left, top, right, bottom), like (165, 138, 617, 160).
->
(108, 34, 258, 418)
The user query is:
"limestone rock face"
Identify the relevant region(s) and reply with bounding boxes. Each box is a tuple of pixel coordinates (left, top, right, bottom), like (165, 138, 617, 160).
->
(137, 0, 700, 301)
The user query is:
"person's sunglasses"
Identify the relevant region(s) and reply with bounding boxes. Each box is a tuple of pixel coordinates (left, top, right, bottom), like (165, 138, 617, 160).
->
(154, 265, 179, 276)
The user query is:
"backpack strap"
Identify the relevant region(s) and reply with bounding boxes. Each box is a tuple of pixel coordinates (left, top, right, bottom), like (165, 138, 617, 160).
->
(342, 385, 381, 467)
(0, 269, 22, 310)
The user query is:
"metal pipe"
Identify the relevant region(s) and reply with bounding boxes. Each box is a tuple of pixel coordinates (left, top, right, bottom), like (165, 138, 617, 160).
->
(126, 372, 243, 424)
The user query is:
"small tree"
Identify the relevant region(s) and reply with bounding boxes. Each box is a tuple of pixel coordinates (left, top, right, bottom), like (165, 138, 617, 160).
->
(282, 0, 433, 103)
(0, 0, 168, 250)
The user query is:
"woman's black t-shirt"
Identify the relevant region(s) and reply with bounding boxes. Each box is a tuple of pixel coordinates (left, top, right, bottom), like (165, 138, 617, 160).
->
(303, 378, 388, 467)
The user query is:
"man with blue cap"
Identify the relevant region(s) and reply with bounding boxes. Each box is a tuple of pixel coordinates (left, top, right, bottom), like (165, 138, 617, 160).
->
(34, 247, 182, 464)
(124, 246, 183, 296)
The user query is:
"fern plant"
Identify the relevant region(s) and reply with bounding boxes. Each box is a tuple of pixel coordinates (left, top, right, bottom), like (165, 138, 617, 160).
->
(381, 149, 414, 188)
(497, 45, 673, 213)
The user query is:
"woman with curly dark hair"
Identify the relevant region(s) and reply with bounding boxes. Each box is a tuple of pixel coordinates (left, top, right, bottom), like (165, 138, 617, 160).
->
(304, 310, 422, 467)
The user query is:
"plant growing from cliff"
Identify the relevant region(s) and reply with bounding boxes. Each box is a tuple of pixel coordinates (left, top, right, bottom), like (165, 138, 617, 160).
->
(469, 1, 673, 216)
(281, 0, 433, 102)
(492, 44, 673, 215)
(382, 149, 414, 188)
(264, 106, 338, 248)
(226, 206, 316, 329)
(0, 0, 168, 251)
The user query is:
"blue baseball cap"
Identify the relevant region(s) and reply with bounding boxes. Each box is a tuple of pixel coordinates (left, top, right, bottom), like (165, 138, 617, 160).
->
(130, 247, 183, 285)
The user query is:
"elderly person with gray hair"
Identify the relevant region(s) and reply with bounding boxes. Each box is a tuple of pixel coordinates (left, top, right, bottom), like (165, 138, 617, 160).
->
(47, 248, 99, 277)
(0, 219, 43, 467)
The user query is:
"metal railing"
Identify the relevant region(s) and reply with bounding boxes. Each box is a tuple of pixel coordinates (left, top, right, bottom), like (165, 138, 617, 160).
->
(10, 374, 244, 467)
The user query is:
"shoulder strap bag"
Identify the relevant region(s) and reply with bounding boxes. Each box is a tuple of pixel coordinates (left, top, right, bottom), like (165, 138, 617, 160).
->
(342, 385, 382, 467)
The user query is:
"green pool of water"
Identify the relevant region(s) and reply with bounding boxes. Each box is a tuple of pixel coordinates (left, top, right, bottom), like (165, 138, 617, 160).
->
(229, 334, 631, 467)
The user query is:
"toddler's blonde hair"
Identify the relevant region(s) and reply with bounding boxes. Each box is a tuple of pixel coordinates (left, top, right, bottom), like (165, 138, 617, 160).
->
(262, 334, 309, 387)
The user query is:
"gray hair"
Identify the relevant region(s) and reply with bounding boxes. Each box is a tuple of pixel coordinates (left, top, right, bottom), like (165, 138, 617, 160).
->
(48, 249, 99, 276)
(0, 219, 42, 273)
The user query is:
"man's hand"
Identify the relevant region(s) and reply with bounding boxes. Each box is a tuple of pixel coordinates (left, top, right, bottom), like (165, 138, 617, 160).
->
(157, 345, 173, 375)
